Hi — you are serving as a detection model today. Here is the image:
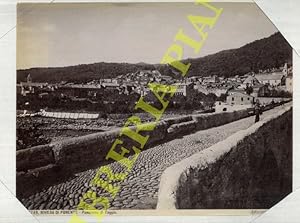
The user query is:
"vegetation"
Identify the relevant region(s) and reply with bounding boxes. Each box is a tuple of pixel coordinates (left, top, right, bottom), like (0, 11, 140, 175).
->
(17, 119, 50, 150)
(17, 92, 141, 114)
(169, 90, 217, 111)
(268, 89, 292, 98)
(17, 87, 220, 114)
(183, 32, 292, 77)
(245, 84, 254, 95)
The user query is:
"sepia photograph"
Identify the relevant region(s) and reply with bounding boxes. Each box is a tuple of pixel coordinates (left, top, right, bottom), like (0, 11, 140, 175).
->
(16, 2, 293, 213)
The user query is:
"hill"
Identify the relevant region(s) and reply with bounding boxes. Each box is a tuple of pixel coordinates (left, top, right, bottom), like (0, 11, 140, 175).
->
(17, 32, 292, 83)
(17, 63, 158, 84)
(183, 32, 292, 77)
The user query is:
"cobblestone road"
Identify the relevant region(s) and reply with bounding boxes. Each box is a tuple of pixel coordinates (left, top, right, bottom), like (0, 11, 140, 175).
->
(22, 105, 290, 210)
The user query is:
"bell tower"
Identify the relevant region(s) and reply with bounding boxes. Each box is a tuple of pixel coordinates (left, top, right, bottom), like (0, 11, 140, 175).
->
(27, 73, 32, 83)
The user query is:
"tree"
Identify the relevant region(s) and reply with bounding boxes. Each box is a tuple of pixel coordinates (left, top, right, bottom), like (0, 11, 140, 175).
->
(204, 93, 217, 109)
(245, 83, 253, 95)
(218, 93, 227, 102)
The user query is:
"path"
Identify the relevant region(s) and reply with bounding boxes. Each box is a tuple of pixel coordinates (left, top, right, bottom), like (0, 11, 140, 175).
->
(21, 104, 291, 210)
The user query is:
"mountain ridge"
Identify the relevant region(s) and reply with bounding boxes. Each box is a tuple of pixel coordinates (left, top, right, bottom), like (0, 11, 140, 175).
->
(17, 32, 292, 83)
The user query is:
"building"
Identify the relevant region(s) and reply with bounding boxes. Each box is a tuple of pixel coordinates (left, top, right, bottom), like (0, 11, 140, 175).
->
(285, 74, 293, 93)
(214, 101, 228, 113)
(255, 72, 284, 86)
(210, 87, 228, 97)
(57, 84, 106, 98)
(213, 91, 254, 113)
(100, 78, 118, 84)
(282, 62, 288, 76)
(173, 83, 193, 96)
(101, 82, 120, 90)
(241, 75, 260, 88)
(187, 76, 201, 83)
(227, 91, 254, 106)
(214, 91, 254, 113)
(251, 84, 271, 97)
(18, 74, 47, 96)
(194, 84, 209, 95)
(202, 75, 219, 84)
(160, 75, 173, 83)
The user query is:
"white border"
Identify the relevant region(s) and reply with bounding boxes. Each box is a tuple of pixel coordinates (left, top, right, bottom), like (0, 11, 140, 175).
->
(0, 0, 299, 222)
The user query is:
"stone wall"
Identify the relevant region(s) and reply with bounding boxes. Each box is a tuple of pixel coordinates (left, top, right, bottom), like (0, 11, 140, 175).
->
(157, 104, 292, 209)
(16, 102, 286, 198)
(40, 111, 99, 119)
(257, 97, 291, 105)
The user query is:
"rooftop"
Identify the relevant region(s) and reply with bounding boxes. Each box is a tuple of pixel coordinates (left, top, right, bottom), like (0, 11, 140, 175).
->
(255, 72, 284, 81)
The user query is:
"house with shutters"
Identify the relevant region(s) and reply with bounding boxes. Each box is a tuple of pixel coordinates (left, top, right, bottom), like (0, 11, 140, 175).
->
(226, 91, 255, 106)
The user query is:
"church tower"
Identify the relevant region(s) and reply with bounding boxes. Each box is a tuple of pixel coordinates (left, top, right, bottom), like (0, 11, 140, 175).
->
(283, 63, 288, 76)
(27, 73, 32, 83)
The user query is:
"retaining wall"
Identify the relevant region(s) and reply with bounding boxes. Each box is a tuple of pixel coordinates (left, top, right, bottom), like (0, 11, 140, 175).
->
(157, 104, 292, 209)
(257, 97, 291, 105)
(41, 111, 99, 119)
(17, 111, 100, 119)
(16, 102, 285, 198)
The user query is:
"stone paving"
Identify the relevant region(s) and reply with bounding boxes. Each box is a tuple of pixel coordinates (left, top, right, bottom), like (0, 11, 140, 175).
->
(21, 105, 289, 210)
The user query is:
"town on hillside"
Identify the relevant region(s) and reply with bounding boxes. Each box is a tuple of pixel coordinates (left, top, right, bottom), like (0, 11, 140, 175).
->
(17, 62, 292, 116)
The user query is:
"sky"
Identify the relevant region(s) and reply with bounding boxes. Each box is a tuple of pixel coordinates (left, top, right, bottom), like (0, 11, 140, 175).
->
(17, 2, 278, 70)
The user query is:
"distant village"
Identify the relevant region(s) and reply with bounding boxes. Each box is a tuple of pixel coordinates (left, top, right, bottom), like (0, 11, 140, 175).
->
(17, 63, 292, 114)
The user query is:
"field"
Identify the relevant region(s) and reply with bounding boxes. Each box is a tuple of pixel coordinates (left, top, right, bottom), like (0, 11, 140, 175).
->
(16, 110, 198, 150)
